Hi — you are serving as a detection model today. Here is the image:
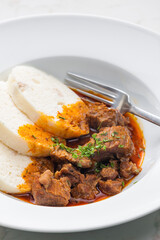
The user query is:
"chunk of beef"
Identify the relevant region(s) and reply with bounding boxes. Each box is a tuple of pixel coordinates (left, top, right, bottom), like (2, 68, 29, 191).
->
(55, 163, 84, 187)
(71, 184, 96, 200)
(51, 146, 92, 168)
(91, 126, 135, 161)
(99, 178, 124, 195)
(71, 174, 99, 200)
(39, 169, 53, 188)
(100, 167, 118, 180)
(32, 170, 71, 206)
(120, 161, 141, 180)
(86, 102, 128, 129)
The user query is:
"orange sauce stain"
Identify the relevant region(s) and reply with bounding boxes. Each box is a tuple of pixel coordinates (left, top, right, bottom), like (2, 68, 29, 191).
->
(18, 124, 65, 156)
(36, 101, 89, 139)
(17, 157, 54, 192)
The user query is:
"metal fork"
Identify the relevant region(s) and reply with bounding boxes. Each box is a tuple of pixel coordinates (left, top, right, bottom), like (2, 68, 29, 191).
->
(65, 72, 160, 126)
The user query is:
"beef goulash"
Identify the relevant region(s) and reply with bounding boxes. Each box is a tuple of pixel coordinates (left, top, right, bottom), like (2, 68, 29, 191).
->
(0, 66, 145, 206)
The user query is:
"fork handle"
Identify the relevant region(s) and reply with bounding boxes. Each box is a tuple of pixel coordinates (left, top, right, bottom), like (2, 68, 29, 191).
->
(130, 105, 160, 126)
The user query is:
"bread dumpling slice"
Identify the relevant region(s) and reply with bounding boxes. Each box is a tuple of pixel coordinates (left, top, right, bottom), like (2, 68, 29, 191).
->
(0, 141, 53, 194)
(0, 141, 31, 193)
(0, 82, 63, 157)
(8, 66, 89, 139)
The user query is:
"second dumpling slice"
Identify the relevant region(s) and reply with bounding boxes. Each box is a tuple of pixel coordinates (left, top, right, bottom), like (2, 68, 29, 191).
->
(0, 81, 64, 157)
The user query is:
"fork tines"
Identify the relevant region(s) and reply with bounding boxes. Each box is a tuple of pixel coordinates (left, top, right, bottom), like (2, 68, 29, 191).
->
(65, 72, 115, 106)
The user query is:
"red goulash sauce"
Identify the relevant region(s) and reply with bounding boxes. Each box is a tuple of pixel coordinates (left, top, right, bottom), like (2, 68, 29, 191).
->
(13, 93, 145, 206)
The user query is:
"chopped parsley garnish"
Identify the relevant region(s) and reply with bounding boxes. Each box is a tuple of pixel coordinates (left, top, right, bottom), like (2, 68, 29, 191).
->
(95, 168, 100, 173)
(96, 138, 101, 141)
(113, 131, 118, 135)
(100, 163, 107, 169)
(100, 132, 108, 136)
(140, 148, 145, 152)
(58, 143, 80, 159)
(59, 116, 66, 120)
(77, 144, 95, 158)
(103, 139, 112, 143)
(51, 137, 59, 143)
(135, 169, 140, 173)
(95, 145, 102, 149)
(32, 135, 37, 139)
(72, 152, 78, 159)
(77, 162, 82, 168)
(122, 181, 125, 187)
(94, 162, 112, 173)
(94, 162, 98, 168)
(50, 130, 119, 161)
(53, 143, 58, 147)
(59, 143, 73, 153)
(97, 122, 102, 130)
(138, 153, 141, 158)
(115, 136, 120, 139)
(58, 143, 65, 149)
(133, 181, 138, 184)
(92, 133, 97, 139)
(118, 144, 124, 148)
(103, 145, 107, 150)
(110, 162, 114, 168)
(111, 131, 118, 137)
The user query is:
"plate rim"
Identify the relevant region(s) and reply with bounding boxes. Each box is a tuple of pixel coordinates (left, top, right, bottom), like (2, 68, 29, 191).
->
(0, 13, 160, 39)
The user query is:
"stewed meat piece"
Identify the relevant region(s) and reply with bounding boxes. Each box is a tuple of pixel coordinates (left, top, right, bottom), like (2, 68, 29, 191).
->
(91, 126, 135, 161)
(55, 163, 84, 187)
(120, 161, 142, 180)
(51, 146, 92, 168)
(100, 167, 118, 180)
(86, 102, 128, 130)
(71, 183, 97, 200)
(99, 178, 124, 195)
(39, 169, 53, 188)
(32, 170, 71, 206)
(51, 125, 134, 168)
(71, 174, 100, 200)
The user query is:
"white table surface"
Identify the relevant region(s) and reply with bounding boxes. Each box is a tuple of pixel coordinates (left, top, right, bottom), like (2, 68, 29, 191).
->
(0, 0, 160, 239)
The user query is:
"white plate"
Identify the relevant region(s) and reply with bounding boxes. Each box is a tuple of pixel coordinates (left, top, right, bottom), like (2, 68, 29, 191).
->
(0, 14, 160, 233)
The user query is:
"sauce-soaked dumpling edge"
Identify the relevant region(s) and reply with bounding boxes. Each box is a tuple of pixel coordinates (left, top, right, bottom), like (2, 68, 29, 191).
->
(0, 140, 54, 194)
(8, 66, 89, 139)
(0, 141, 32, 193)
(0, 82, 65, 156)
